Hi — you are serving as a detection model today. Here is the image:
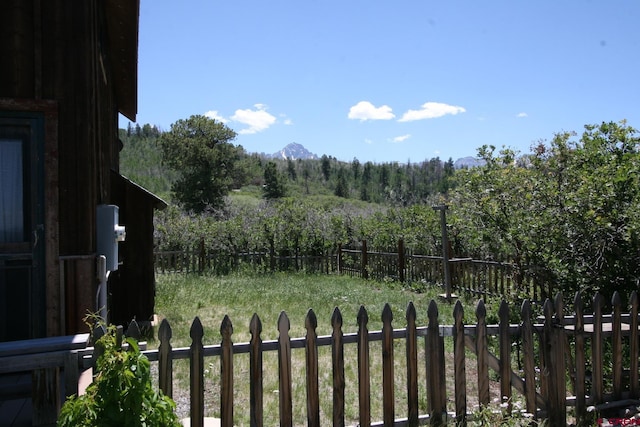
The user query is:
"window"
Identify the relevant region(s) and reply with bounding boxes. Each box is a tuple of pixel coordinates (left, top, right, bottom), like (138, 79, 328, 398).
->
(0, 138, 25, 244)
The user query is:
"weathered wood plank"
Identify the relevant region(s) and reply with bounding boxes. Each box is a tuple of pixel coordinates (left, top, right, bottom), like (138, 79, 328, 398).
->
(406, 303, 419, 427)
(305, 309, 320, 427)
(357, 305, 371, 427)
(543, 296, 565, 426)
(499, 300, 512, 413)
(574, 292, 586, 423)
(278, 311, 292, 427)
(32, 368, 59, 425)
(427, 300, 445, 425)
(592, 293, 604, 404)
(190, 317, 204, 427)
(520, 299, 537, 417)
(553, 293, 566, 426)
(612, 292, 623, 400)
(158, 319, 173, 398)
(453, 301, 467, 426)
(220, 315, 234, 427)
(476, 300, 490, 408)
(331, 307, 345, 427)
(381, 303, 394, 426)
(630, 292, 639, 398)
(250, 313, 263, 427)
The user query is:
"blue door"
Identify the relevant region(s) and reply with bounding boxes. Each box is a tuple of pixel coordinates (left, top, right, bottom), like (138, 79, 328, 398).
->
(0, 112, 45, 341)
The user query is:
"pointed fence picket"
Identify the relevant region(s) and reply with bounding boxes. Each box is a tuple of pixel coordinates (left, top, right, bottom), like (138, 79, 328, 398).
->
(81, 290, 640, 426)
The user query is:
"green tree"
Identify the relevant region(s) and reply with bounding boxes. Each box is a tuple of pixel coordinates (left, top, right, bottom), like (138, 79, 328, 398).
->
(321, 155, 331, 181)
(287, 158, 297, 181)
(334, 169, 349, 198)
(451, 121, 640, 300)
(159, 115, 240, 213)
(263, 161, 286, 199)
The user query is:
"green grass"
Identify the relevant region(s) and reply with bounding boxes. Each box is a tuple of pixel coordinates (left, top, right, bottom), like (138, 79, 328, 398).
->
(153, 272, 512, 425)
(155, 272, 467, 346)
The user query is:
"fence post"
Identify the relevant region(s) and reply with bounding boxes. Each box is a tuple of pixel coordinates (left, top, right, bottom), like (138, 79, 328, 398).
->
(630, 291, 639, 398)
(426, 300, 446, 425)
(198, 237, 205, 273)
(406, 303, 419, 427)
(158, 319, 173, 398)
(574, 292, 586, 424)
(592, 293, 604, 404)
(498, 301, 512, 414)
(190, 317, 204, 427)
(332, 308, 345, 427)
(543, 296, 566, 426)
(453, 301, 467, 424)
(382, 304, 395, 426)
(520, 299, 537, 417)
(398, 239, 405, 283)
(305, 310, 320, 427)
(278, 312, 293, 427)
(432, 205, 452, 300)
(337, 243, 343, 275)
(357, 306, 371, 427)
(270, 240, 276, 272)
(361, 240, 368, 280)
(612, 291, 623, 400)
(221, 315, 234, 427)
(249, 314, 263, 427)
(475, 300, 490, 408)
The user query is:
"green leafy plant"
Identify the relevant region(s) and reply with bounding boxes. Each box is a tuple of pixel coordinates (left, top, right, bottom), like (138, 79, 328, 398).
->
(57, 325, 181, 427)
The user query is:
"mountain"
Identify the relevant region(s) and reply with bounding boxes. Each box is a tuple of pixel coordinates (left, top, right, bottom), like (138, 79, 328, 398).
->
(271, 142, 318, 160)
(266, 142, 482, 167)
(453, 156, 486, 169)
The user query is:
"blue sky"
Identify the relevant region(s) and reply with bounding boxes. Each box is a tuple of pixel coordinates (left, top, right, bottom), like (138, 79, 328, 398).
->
(128, 0, 640, 163)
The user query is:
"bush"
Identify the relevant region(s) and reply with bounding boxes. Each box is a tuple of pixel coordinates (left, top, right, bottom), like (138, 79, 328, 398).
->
(57, 325, 181, 427)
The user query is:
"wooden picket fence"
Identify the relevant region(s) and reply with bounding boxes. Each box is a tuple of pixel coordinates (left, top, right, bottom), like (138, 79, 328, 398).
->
(79, 289, 640, 426)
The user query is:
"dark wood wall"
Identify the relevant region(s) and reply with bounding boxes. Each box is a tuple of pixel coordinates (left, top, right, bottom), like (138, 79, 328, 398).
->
(109, 174, 165, 327)
(0, 0, 122, 335)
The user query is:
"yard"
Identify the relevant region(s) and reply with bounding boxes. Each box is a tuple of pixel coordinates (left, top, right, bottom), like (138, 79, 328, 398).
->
(151, 272, 533, 426)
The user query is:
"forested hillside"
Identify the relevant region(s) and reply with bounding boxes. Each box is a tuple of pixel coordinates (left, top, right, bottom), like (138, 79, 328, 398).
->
(119, 121, 456, 205)
(121, 117, 640, 303)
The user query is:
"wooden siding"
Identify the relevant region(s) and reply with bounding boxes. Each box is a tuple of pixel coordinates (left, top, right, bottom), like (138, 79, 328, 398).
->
(0, 0, 146, 337)
(109, 173, 167, 326)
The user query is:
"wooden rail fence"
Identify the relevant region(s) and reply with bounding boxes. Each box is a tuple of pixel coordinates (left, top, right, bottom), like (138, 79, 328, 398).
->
(75, 290, 640, 426)
(154, 238, 548, 301)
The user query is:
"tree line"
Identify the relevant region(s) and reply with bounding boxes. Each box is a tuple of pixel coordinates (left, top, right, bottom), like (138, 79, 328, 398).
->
(121, 116, 640, 305)
(119, 115, 456, 208)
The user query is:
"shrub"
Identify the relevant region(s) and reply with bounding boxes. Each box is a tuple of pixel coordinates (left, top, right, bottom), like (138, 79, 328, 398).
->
(57, 325, 181, 427)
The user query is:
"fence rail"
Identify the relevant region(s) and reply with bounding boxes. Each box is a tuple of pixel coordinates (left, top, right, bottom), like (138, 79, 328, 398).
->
(73, 290, 640, 426)
(155, 239, 548, 301)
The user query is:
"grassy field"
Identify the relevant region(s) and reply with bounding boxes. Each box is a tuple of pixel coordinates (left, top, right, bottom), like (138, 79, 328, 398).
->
(153, 272, 527, 426)
(154, 272, 476, 345)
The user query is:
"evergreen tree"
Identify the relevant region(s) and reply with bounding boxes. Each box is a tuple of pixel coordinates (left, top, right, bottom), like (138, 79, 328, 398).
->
(263, 161, 286, 199)
(159, 115, 240, 212)
(334, 169, 349, 198)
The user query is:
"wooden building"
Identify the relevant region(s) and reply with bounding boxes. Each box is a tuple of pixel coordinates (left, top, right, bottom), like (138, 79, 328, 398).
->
(0, 0, 164, 343)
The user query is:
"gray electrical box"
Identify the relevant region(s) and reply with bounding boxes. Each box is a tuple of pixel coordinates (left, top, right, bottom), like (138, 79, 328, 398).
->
(96, 205, 126, 271)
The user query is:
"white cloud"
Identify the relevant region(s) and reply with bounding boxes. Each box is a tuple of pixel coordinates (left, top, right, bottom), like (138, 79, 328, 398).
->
(204, 110, 228, 123)
(398, 102, 466, 122)
(391, 134, 411, 143)
(280, 113, 293, 126)
(231, 104, 277, 134)
(364, 138, 373, 144)
(517, 112, 528, 118)
(348, 101, 395, 121)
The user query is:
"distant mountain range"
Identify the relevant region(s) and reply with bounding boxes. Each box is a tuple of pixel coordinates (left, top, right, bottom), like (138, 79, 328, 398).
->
(264, 142, 485, 168)
(453, 156, 487, 169)
(267, 142, 319, 160)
